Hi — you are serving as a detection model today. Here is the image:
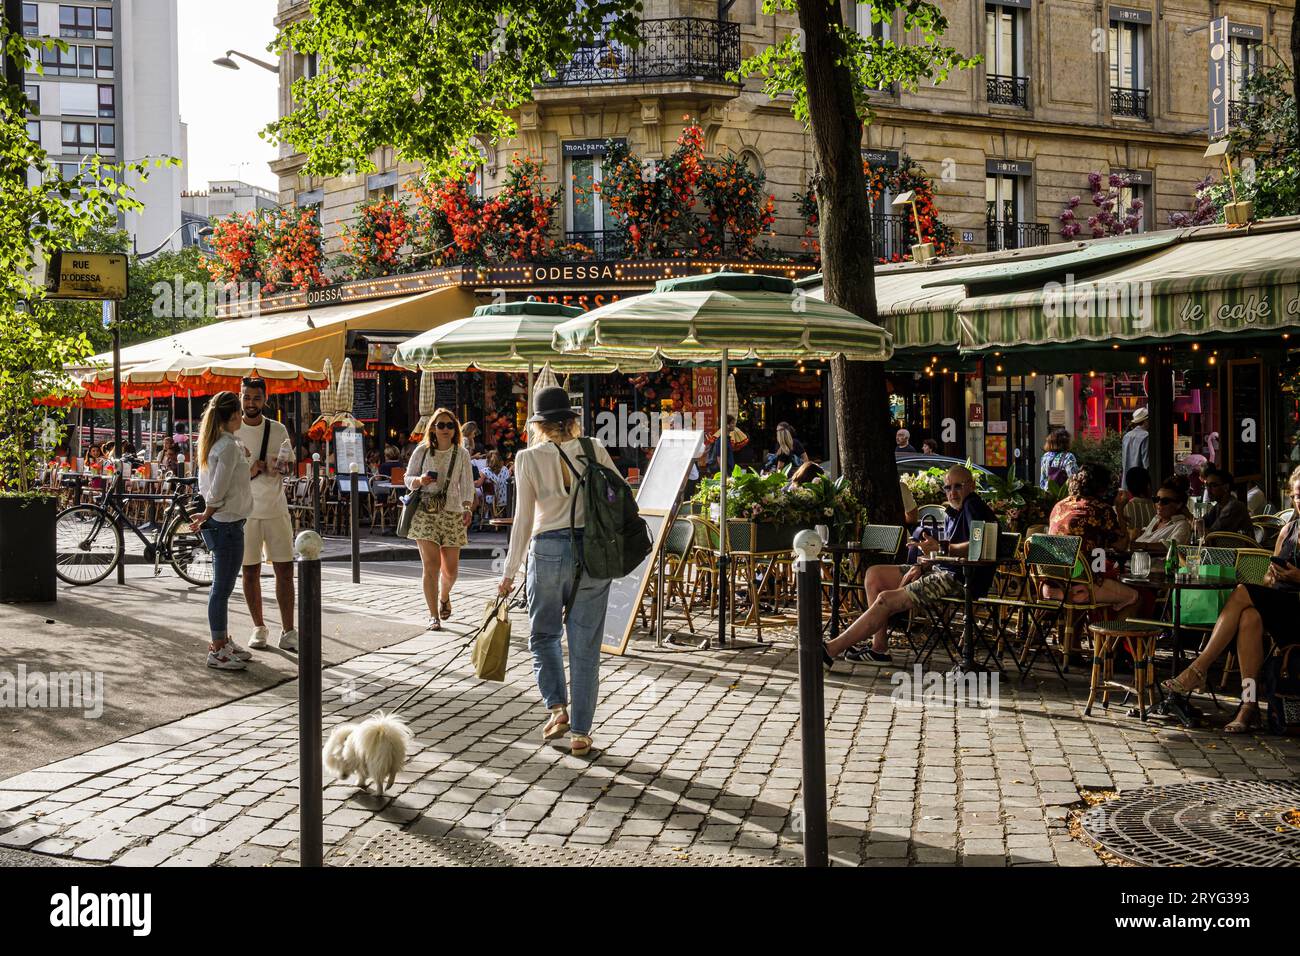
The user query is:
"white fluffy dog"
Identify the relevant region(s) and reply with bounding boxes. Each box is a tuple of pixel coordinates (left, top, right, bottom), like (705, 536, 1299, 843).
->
(322, 711, 413, 795)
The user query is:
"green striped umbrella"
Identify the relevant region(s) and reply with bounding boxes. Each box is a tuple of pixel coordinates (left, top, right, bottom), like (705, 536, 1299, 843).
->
(553, 271, 892, 649)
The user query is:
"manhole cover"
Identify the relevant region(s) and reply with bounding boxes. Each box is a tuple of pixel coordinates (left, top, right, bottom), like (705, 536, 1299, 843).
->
(337, 831, 795, 867)
(1081, 780, 1300, 867)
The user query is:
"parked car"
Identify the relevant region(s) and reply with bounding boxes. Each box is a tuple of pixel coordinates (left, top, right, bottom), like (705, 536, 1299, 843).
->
(895, 455, 998, 484)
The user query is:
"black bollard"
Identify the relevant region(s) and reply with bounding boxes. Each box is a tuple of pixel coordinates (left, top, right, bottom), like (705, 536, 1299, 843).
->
(348, 463, 360, 584)
(295, 530, 323, 867)
(794, 532, 828, 867)
(311, 454, 322, 534)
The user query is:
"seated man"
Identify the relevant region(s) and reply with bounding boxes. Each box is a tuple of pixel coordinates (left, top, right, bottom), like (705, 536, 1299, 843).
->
(824, 466, 996, 668)
(1203, 467, 1255, 537)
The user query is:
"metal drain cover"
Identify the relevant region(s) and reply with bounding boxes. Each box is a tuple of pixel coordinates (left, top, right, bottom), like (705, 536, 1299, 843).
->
(337, 830, 794, 867)
(1081, 780, 1300, 867)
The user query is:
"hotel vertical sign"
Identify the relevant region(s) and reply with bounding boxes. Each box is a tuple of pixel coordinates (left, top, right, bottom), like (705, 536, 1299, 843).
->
(1208, 16, 1229, 138)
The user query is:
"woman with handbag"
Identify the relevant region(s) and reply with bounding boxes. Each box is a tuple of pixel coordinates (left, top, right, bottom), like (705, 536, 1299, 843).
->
(403, 408, 475, 630)
(497, 386, 619, 758)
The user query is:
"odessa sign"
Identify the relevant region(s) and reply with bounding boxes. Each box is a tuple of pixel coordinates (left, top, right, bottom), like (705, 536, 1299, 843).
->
(45, 251, 127, 300)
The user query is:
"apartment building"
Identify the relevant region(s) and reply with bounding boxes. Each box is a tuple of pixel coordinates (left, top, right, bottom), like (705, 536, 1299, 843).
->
(21, 0, 185, 252)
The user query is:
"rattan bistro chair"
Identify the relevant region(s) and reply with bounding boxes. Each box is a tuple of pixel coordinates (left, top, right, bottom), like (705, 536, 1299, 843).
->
(1013, 534, 1091, 680)
(1085, 620, 1164, 720)
(1218, 548, 1275, 690)
(1204, 531, 1259, 550)
(641, 517, 697, 634)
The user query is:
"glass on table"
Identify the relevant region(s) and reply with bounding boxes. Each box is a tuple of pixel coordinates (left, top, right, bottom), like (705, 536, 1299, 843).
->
(1131, 550, 1151, 578)
(1184, 546, 1202, 581)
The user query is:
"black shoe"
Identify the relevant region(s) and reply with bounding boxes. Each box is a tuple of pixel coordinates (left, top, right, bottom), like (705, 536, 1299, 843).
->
(845, 646, 894, 666)
(822, 644, 835, 673)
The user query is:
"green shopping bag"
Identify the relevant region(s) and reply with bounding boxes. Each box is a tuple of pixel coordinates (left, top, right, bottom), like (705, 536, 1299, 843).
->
(1176, 565, 1236, 626)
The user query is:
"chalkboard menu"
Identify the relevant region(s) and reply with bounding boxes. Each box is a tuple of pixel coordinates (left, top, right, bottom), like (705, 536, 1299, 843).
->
(1228, 358, 1263, 481)
(353, 374, 379, 422)
(434, 373, 456, 412)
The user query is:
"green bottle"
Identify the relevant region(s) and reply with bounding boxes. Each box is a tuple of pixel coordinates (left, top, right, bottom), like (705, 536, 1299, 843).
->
(1164, 539, 1178, 577)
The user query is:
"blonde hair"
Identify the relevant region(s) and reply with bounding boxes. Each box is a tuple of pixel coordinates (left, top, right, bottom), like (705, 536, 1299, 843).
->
(422, 407, 461, 449)
(776, 422, 794, 456)
(530, 417, 581, 446)
(487, 450, 503, 471)
(198, 392, 241, 468)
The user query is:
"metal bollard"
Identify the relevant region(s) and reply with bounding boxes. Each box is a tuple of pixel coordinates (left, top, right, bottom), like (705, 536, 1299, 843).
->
(311, 453, 322, 534)
(348, 461, 360, 584)
(294, 530, 323, 868)
(792, 529, 828, 868)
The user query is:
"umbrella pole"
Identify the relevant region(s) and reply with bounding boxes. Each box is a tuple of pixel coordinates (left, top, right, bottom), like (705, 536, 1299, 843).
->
(527, 362, 534, 424)
(717, 348, 729, 649)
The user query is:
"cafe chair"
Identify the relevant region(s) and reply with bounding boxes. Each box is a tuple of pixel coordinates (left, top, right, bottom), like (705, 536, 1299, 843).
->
(1218, 548, 1275, 691)
(915, 503, 948, 525)
(1015, 533, 1091, 681)
(640, 517, 696, 635)
(1085, 620, 1164, 720)
(686, 515, 722, 621)
(826, 523, 906, 618)
(1204, 531, 1259, 550)
(1252, 514, 1284, 549)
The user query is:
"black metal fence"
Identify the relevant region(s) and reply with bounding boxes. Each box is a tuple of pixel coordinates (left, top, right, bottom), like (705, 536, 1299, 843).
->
(986, 74, 1029, 108)
(1110, 87, 1150, 119)
(986, 219, 1050, 252)
(544, 18, 741, 86)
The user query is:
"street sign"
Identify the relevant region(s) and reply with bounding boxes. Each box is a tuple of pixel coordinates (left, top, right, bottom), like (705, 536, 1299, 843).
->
(1208, 17, 1229, 138)
(45, 252, 128, 300)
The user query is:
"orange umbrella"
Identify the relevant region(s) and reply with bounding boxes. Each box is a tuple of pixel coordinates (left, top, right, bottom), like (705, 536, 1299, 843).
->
(175, 356, 328, 395)
(82, 352, 224, 399)
(37, 387, 148, 410)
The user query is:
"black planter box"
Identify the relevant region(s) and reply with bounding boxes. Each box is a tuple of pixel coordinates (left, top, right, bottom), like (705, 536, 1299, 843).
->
(0, 495, 57, 603)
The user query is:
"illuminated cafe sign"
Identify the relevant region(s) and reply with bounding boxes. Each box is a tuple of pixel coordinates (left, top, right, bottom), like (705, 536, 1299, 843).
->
(531, 263, 619, 283)
(562, 138, 627, 158)
(862, 149, 900, 169)
(305, 283, 344, 305)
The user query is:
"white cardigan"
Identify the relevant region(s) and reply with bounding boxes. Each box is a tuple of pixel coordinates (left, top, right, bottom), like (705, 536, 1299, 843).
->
(403, 443, 475, 513)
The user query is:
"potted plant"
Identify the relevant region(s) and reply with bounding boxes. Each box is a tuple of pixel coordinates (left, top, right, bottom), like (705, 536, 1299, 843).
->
(691, 467, 863, 552)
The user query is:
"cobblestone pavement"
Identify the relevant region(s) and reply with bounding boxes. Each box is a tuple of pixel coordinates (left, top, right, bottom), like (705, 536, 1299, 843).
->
(2, 568, 1298, 867)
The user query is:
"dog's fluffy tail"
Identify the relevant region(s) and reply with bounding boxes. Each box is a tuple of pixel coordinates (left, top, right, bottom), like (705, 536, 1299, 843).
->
(353, 711, 413, 795)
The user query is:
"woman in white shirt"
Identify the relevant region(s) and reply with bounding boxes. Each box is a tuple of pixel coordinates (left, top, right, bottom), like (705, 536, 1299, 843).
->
(190, 392, 255, 671)
(404, 408, 475, 630)
(498, 387, 619, 758)
(1133, 482, 1193, 550)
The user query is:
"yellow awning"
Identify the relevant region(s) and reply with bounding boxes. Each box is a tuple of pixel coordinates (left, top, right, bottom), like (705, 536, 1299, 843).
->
(82, 287, 480, 373)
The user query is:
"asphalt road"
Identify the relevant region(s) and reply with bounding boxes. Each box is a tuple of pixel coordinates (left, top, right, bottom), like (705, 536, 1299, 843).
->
(0, 559, 491, 780)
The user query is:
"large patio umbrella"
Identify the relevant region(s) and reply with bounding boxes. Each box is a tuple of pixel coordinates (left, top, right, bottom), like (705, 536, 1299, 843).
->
(412, 369, 435, 442)
(394, 301, 661, 420)
(553, 271, 893, 648)
(175, 356, 329, 395)
(332, 357, 360, 429)
(83, 352, 225, 459)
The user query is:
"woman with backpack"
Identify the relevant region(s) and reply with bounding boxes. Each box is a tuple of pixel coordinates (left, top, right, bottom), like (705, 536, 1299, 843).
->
(498, 386, 621, 758)
(404, 408, 476, 630)
(1039, 428, 1080, 491)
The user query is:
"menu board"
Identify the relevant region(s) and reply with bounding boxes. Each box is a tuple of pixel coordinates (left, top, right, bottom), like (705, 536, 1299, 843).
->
(1228, 358, 1263, 481)
(353, 373, 379, 422)
(433, 373, 456, 412)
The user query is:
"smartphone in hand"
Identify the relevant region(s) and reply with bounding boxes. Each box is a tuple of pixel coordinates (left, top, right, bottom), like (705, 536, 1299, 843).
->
(1270, 555, 1292, 568)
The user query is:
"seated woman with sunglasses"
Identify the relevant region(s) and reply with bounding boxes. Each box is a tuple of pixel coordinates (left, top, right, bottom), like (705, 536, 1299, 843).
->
(1162, 466, 1300, 733)
(1045, 464, 1139, 615)
(1131, 480, 1193, 551)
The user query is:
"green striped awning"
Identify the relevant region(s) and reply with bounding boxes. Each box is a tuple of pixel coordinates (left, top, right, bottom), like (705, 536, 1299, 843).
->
(553, 272, 892, 362)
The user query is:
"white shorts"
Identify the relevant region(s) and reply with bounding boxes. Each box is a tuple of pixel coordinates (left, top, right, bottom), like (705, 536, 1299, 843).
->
(242, 514, 294, 566)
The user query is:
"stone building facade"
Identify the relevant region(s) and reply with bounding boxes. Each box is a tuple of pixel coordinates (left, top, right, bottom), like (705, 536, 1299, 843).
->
(269, 0, 1294, 260)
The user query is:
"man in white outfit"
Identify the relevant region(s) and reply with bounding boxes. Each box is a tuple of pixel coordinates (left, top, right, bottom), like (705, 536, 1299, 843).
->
(235, 378, 297, 652)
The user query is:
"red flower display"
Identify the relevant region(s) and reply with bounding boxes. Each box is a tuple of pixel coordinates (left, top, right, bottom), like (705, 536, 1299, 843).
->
(342, 197, 415, 279)
(262, 206, 326, 294)
(206, 212, 260, 284)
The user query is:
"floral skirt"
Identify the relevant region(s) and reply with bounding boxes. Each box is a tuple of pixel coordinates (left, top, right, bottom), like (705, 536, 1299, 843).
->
(408, 507, 468, 548)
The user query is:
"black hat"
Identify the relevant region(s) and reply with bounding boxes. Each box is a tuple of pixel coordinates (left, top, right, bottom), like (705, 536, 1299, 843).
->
(527, 386, 578, 424)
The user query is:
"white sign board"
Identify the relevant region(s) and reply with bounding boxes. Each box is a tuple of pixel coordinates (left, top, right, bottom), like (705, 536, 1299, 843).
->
(336, 428, 365, 475)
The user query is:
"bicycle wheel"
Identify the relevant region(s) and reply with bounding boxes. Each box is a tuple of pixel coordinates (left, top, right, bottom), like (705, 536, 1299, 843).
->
(164, 517, 213, 586)
(54, 505, 121, 585)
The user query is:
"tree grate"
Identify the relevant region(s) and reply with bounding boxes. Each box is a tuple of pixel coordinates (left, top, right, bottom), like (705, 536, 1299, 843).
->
(1080, 780, 1300, 867)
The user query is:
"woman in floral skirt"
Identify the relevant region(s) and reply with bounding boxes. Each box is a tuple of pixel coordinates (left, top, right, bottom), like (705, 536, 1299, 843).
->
(404, 408, 476, 630)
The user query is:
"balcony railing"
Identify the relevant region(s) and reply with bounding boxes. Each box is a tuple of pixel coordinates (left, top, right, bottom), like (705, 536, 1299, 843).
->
(870, 213, 910, 259)
(1111, 87, 1150, 119)
(543, 18, 740, 86)
(986, 74, 1029, 108)
(561, 229, 626, 259)
(986, 219, 1049, 252)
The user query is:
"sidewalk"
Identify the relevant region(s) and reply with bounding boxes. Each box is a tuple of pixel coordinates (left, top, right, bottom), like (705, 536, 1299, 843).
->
(2, 570, 1298, 867)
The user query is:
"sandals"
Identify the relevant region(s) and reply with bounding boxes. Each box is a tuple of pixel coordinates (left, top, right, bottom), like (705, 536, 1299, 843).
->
(440, 597, 452, 619)
(1160, 662, 1206, 696)
(426, 616, 442, 631)
(570, 734, 593, 758)
(1225, 703, 1261, 734)
(542, 706, 569, 741)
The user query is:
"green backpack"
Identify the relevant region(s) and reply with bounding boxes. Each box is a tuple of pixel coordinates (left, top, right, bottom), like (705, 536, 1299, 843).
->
(556, 438, 653, 588)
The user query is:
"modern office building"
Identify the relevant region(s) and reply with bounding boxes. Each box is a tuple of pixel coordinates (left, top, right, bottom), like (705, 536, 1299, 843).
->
(21, 0, 186, 253)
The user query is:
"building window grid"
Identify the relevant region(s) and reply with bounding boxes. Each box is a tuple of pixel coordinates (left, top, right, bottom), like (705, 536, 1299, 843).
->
(1228, 37, 1262, 126)
(22, 3, 38, 36)
(984, 4, 1027, 108)
(1108, 20, 1149, 119)
(1115, 181, 1149, 233)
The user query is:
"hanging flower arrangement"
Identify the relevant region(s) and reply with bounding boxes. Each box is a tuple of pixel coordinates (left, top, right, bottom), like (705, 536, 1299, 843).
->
(205, 211, 261, 284)
(341, 196, 415, 279)
(629, 368, 695, 414)
(599, 119, 706, 258)
(261, 206, 326, 294)
(1059, 171, 1143, 240)
(696, 153, 777, 258)
(798, 154, 954, 263)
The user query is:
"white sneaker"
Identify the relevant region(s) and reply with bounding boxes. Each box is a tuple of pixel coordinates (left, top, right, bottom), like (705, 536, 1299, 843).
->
(206, 645, 247, 670)
(247, 626, 269, 650)
(278, 629, 298, 653)
(223, 638, 253, 661)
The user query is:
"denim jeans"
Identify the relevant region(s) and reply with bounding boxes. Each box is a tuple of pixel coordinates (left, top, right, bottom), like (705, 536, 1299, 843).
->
(201, 518, 245, 642)
(525, 529, 611, 736)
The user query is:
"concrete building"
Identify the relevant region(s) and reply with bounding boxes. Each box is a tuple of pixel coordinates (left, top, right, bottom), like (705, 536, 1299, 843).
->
(270, 0, 1294, 260)
(181, 179, 280, 220)
(21, 0, 186, 253)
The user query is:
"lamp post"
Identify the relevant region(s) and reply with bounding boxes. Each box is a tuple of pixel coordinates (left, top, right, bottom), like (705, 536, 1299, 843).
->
(213, 50, 280, 74)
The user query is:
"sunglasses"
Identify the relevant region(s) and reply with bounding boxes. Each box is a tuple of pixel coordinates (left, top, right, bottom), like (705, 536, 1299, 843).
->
(1156, 497, 1180, 505)
(942, 483, 966, 492)
(434, 422, 456, 430)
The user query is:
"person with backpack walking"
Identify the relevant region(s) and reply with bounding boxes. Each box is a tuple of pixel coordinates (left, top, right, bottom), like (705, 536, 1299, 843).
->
(498, 386, 647, 758)
(1039, 427, 1079, 491)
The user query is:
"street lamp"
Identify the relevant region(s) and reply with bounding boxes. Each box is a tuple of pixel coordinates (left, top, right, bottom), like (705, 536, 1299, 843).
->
(213, 49, 280, 74)
(134, 222, 214, 259)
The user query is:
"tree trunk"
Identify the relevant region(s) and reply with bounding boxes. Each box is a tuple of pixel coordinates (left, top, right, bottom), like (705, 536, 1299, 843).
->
(1293, 1, 1300, 155)
(796, 0, 904, 524)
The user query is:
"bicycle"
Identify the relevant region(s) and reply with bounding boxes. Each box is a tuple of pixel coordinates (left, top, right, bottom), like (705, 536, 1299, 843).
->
(54, 459, 213, 587)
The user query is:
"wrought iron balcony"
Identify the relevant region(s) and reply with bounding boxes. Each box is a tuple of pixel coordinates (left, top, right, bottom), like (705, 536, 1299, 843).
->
(870, 213, 911, 260)
(543, 18, 740, 86)
(986, 219, 1049, 252)
(986, 74, 1029, 108)
(561, 229, 626, 260)
(1111, 87, 1150, 120)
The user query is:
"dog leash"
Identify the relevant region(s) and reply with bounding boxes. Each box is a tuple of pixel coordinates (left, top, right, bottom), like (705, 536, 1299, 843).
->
(385, 582, 524, 715)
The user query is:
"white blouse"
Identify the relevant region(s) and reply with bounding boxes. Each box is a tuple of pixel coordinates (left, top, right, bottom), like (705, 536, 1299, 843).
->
(198, 433, 253, 523)
(404, 443, 475, 513)
(1136, 513, 1193, 546)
